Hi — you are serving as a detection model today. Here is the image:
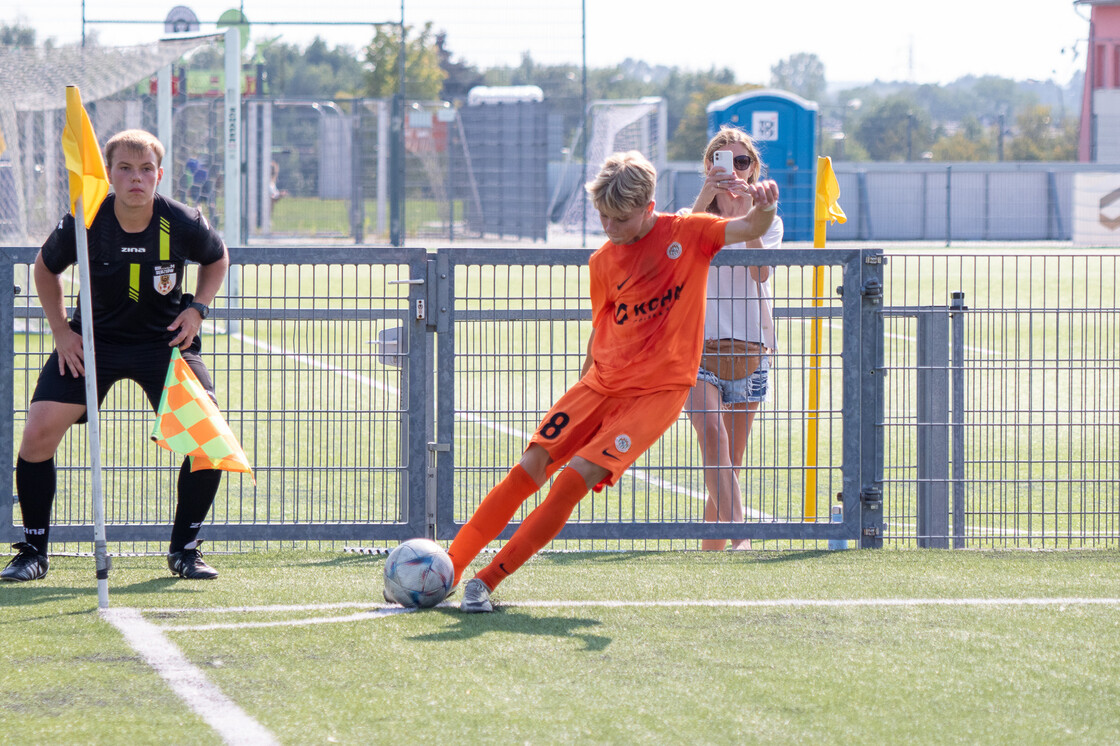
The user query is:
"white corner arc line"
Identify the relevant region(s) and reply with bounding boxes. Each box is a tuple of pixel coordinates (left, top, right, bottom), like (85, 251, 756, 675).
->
(161, 606, 414, 632)
(102, 608, 279, 746)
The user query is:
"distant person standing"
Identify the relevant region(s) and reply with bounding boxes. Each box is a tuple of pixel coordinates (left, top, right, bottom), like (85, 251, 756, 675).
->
(684, 127, 784, 550)
(1, 129, 230, 582)
(269, 160, 288, 204)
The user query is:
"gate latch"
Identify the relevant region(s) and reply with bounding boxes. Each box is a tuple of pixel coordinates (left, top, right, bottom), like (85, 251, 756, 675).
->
(860, 486, 882, 511)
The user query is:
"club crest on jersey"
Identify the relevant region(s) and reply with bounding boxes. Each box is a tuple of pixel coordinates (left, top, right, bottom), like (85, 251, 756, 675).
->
(614, 434, 632, 453)
(153, 265, 177, 295)
(666, 242, 683, 259)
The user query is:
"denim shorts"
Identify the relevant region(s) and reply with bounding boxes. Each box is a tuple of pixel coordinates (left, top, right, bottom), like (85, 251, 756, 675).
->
(696, 354, 770, 405)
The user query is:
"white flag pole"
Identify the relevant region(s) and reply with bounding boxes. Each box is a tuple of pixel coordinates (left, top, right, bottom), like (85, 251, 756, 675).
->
(74, 197, 110, 609)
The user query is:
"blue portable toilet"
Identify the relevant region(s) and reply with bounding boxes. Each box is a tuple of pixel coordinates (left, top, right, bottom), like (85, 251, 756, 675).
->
(707, 89, 818, 241)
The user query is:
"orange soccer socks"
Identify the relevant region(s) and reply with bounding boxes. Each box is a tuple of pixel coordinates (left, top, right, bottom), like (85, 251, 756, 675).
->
(447, 464, 540, 586)
(475, 466, 590, 591)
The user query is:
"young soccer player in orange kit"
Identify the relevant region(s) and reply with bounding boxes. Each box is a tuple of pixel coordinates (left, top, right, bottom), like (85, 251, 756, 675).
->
(451, 151, 779, 612)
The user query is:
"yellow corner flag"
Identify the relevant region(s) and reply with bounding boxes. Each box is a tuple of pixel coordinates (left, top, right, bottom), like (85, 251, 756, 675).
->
(813, 155, 847, 243)
(62, 86, 109, 228)
(151, 349, 254, 481)
(0, 122, 6, 158)
(805, 156, 848, 522)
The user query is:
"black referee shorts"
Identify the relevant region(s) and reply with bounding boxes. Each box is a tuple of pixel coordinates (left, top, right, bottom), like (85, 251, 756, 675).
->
(31, 341, 216, 424)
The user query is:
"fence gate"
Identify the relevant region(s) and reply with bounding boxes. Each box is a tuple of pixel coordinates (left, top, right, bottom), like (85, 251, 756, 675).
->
(2, 246, 432, 546)
(431, 247, 884, 547)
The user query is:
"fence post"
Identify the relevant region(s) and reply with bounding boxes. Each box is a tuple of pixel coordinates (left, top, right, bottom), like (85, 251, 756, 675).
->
(916, 307, 951, 548)
(945, 165, 952, 248)
(0, 255, 15, 542)
(859, 250, 885, 548)
(950, 291, 967, 548)
(351, 107, 365, 243)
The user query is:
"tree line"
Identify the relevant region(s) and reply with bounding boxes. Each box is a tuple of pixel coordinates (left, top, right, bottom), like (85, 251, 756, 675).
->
(2, 21, 1082, 162)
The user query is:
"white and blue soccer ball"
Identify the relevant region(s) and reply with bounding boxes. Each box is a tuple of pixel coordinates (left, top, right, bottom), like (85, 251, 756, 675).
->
(383, 538, 455, 608)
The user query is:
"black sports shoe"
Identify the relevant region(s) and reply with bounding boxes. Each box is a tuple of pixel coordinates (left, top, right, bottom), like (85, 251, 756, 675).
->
(1, 542, 49, 582)
(167, 542, 219, 580)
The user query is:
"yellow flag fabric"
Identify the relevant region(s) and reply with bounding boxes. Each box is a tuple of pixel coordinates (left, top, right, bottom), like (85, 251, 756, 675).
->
(62, 86, 109, 228)
(151, 349, 254, 480)
(0, 122, 6, 158)
(814, 156, 847, 226)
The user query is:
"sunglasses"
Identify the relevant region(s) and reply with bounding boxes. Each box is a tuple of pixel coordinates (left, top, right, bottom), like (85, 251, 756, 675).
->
(732, 155, 752, 171)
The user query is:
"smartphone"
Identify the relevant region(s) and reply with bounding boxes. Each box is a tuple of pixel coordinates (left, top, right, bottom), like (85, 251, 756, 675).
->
(713, 149, 733, 173)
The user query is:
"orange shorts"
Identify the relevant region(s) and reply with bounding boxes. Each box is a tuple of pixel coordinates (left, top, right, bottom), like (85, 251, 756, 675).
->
(527, 381, 690, 490)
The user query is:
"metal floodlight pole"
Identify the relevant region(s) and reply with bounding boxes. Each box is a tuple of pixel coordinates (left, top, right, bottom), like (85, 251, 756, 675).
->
(390, 2, 406, 247)
(581, 0, 588, 247)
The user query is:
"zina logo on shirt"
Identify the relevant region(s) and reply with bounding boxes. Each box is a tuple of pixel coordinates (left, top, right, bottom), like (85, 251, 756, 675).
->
(666, 242, 683, 259)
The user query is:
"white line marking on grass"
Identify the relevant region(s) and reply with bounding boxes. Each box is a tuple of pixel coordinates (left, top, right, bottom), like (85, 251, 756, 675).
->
(147, 601, 389, 614)
(505, 597, 1120, 609)
(102, 608, 280, 746)
(233, 333, 399, 395)
(161, 607, 413, 632)
(240, 333, 770, 518)
(816, 319, 1001, 356)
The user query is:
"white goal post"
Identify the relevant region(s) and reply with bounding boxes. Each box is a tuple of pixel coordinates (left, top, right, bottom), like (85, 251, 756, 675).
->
(551, 97, 668, 238)
(0, 34, 236, 246)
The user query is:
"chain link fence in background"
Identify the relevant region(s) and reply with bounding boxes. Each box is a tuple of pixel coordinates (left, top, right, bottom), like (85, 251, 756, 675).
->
(3, 247, 1118, 551)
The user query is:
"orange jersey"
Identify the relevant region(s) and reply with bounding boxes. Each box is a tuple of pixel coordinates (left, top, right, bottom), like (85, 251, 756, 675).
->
(584, 212, 728, 396)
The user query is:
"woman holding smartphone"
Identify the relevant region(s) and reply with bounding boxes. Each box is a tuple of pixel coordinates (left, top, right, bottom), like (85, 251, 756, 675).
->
(684, 126, 783, 550)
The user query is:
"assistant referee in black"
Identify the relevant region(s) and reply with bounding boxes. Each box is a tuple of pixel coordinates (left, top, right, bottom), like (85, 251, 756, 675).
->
(2, 129, 231, 582)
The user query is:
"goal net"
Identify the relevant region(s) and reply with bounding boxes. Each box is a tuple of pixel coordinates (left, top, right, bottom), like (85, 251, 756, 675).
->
(0, 36, 225, 246)
(552, 97, 667, 237)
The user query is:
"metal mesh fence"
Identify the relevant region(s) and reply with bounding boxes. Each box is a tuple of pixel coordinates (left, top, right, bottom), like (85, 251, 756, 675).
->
(4, 247, 1120, 552)
(436, 248, 859, 550)
(880, 250, 1120, 547)
(4, 247, 427, 552)
(0, 38, 229, 246)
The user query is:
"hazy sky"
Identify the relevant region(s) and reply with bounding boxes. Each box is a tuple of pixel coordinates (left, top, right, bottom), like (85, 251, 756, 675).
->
(4, 0, 1093, 86)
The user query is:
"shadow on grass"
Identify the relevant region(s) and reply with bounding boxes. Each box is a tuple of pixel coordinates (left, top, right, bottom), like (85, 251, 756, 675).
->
(538, 549, 835, 566)
(109, 576, 224, 595)
(0, 584, 88, 608)
(410, 608, 610, 651)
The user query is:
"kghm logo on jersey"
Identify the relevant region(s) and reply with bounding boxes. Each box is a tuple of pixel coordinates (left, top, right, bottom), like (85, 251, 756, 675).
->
(614, 434, 632, 453)
(613, 283, 683, 325)
(666, 241, 683, 259)
(153, 264, 177, 295)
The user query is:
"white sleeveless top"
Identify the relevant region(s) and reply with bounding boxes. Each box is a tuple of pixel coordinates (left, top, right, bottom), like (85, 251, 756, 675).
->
(703, 216, 784, 350)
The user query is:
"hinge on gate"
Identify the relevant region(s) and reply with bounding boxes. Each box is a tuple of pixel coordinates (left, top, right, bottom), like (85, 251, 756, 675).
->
(861, 278, 882, 298)
(427, 441, 450, 453)
(860, 486, 882, 511)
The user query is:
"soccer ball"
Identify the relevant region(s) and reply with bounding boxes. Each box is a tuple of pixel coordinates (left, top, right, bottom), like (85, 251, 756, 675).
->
(383, 538, 455, 608)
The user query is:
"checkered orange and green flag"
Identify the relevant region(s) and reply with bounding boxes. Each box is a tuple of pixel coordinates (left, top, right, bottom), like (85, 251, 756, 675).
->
(151, 348, 254, 481)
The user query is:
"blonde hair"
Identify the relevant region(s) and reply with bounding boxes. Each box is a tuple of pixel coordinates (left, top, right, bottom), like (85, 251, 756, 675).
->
(585, 151, 657, 216)
(104, 129, 165, 169)
(701, 126, 762, 215)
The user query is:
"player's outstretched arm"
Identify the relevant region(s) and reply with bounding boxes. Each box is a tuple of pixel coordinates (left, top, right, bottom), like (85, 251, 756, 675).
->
(723, 179, 779, 246)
